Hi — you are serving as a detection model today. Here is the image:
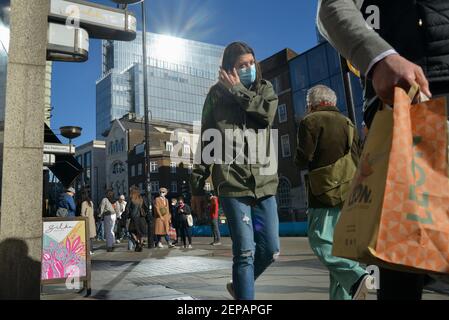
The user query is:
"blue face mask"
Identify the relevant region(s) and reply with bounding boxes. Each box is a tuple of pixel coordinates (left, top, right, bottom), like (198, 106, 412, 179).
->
(238, 64, 257, 87)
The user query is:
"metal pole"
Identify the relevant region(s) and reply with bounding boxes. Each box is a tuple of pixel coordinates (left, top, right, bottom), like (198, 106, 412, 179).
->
(141, 1, 154, 248)
(339, 55, 357, 127)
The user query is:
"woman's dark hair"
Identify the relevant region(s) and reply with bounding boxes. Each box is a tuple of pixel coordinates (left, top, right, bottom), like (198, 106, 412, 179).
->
(106, 190, 115, 203)
(221, 42, 263, 90)
(81, 192, 92, 208)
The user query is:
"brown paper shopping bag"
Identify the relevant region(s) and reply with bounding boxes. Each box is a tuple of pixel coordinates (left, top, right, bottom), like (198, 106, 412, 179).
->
(333, 87, 449, 274)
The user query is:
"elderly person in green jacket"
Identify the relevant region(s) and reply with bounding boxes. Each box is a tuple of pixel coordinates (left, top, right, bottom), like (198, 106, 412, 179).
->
(296, 84, 372, 300)
(317, 0, 449, 300)
(191, 42, 280, 300)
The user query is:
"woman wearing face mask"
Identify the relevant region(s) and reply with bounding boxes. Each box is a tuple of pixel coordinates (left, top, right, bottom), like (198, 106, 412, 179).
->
(153, 187, 175, 249)
(191, 42, 280, 300)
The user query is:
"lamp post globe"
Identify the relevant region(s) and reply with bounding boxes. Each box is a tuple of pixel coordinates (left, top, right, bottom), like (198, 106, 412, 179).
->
(111, 0, 142, 5)
(59, 126, 82, 143)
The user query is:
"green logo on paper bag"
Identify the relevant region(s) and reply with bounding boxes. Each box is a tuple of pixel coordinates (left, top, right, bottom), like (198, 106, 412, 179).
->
(407, 136, 434, 225)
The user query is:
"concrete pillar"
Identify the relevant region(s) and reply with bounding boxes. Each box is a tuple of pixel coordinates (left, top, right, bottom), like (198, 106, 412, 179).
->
(0, 0, 50, 299)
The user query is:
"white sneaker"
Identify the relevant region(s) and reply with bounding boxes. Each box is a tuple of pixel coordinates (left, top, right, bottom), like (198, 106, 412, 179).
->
(352, 274, 374, 300)
(226, 281, 236, 300)
(89, 251, 94, 255)
(115, 240, 121, 244)
(188, 244, 193, 249)
(157, 242, 164, 248)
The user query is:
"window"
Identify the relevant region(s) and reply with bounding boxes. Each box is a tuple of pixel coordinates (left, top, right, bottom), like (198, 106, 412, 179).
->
(277, 177, 292, 209)
(293, 90, 308, 119)
(278, 104, 287, 123)
(109, 142, 113, 155)
(166, 142, 173, 152)
(307, 44, 329, 85)
(150, 161, 158, 173)
(170, 162, 177, 174)
(139, 183, 144, 193)
(281, 135, 291, 158)
(205, 183, 211, 192)
(272, 76, 282, 95)
(171, 181, 177, 193)
(183, 143, 190, 156)
(131, 165, 135, 177)
(138, 163, 143, 176)
(120, 138, 125, 152)
(76, 155, 82, 165)
(151, 181, 160, 193)
(290, 55, 309, 90)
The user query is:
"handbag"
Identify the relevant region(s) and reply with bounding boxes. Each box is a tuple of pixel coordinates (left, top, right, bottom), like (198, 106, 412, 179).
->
(169, 226, 177, 241)
(140, 206, 147, 218)
(187, 214, 194, 227)
(333, 85, 449, 275)
(56, 207, 68, 217)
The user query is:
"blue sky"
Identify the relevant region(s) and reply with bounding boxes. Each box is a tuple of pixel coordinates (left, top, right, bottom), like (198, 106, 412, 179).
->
(51, 0, 319, 145)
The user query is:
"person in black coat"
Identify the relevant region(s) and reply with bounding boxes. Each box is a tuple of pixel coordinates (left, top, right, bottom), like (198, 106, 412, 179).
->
(124, 188, 149, 252)
(170, 198, 180, 245)
(177, 196, 193, 249)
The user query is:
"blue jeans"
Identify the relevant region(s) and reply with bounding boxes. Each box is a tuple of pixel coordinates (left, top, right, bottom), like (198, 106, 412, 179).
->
(220, 196, 280, 300)
(96, 221, 105, 240)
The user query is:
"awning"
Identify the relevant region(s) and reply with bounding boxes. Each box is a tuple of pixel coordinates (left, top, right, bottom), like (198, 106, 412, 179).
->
(44, 123, 83, 187)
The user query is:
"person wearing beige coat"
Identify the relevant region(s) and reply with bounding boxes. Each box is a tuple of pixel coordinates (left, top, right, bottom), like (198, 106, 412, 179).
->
(153, 188, 174, 249)
(81, 195, 97, 255)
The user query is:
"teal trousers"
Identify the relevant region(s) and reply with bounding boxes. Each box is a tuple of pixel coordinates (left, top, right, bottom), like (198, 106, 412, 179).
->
(308, 207, 366, 300)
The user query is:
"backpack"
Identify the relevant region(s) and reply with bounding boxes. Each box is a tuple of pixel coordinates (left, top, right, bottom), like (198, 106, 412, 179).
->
(56, 207, 69, 217)
(307, 120, 357, 207)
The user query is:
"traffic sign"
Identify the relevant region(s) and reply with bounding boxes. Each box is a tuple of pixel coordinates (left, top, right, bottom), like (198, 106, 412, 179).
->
(43, 154, 56, 166)
(44, 143, 75, 155)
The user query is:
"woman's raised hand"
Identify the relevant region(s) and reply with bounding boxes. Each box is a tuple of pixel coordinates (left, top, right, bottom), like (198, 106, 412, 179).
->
(219, 67, 241, 90)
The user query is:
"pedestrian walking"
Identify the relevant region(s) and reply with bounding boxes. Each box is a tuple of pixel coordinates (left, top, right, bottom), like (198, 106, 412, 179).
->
(191, 41, 280, 300)
(124, 187, 148, 252)
(296, 85, 373, 300)
(80, 192, 96, 255)
(317, 0, 449, 300)
(114, 195, 127, 243)
(100, 190, 117, 252)
(56, 187, 76, 217)
(177, 196, 193, 249)
(208, 193, 221, 246)
(170, 198, 180, 245)
(153, 188, 174, 249)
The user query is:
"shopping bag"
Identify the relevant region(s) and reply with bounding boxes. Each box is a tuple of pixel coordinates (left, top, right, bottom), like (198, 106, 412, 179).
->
(333, 86, 449, 275)
(169, 226, 177, 241)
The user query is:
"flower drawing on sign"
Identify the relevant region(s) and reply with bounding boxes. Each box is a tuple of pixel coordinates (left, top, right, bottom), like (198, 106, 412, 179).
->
(41, 235, 85, 280)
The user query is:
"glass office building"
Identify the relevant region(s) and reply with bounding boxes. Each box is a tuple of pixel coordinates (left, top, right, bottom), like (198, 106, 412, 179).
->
(96, 32, 224, 138)
(289, 41, 365, 130)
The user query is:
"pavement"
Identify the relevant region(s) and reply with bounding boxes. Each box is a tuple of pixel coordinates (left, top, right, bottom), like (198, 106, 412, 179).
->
(41, 237, 449, 300)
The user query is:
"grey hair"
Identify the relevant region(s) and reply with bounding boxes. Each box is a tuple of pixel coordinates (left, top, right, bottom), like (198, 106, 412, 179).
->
(306, 85, 337, 109)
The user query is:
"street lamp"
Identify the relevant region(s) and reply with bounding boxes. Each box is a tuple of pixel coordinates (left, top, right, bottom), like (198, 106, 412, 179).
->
(111, 0, 154, 248)
(59, 126, 82, 145)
